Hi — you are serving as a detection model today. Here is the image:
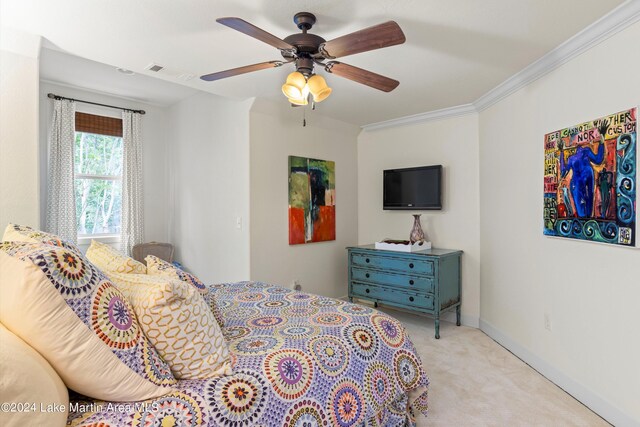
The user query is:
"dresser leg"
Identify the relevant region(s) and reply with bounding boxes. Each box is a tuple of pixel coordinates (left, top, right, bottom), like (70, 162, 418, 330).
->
(374, 301, 378, 308)
(348, 296, 353, 303)
(435, 316, 440, 339)
(456, 306, 461, 326)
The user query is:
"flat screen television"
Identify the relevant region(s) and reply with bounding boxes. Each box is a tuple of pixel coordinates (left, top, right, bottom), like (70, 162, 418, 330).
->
(383, 165, 442, 210)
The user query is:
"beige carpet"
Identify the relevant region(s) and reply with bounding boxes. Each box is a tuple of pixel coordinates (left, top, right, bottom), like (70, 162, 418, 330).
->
(380, 308, 609, 427)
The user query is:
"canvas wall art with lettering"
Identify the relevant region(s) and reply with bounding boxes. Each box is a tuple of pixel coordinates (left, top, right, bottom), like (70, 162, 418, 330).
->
(543, 108, 637, 246)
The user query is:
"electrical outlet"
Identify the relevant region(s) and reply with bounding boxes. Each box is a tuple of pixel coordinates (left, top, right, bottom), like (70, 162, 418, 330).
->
(544, 312, 552, 331)
(236, 217, 242, 230)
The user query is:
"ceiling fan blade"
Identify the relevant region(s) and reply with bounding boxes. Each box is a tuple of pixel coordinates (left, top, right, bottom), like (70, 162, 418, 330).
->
(200, 61, 285, 81)
(324, 61, 399, 92)
(319, 21, 405, 59)
(217, 17, 295, 51)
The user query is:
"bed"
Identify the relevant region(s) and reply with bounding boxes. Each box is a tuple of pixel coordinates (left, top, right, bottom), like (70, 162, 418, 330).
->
(67, 281, 429, 426)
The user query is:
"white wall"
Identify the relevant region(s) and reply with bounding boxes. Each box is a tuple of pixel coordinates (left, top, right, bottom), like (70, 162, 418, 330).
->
(249, 100, 360, 298)
(357, 114, 481, 326)
(478, 21, 640, 425)
(0, 29, 40, 229)
(38, 82, 171, 250)
(168, 92, 252, 283)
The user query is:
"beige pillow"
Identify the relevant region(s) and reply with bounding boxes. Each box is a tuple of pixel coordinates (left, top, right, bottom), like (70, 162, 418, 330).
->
(145, 255, 225, 328)
(145, 255, 206, 293)
(107, 271, 232, 379)
(3, 223, 81, 254)
(86, 239, 146, 274)
(0, 241, 175, 401)
(0, 323, 69, 427)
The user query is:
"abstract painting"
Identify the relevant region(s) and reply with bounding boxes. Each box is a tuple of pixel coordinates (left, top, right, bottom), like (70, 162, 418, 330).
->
(544, 108, 637, 246)
(289, 156, 336, 245)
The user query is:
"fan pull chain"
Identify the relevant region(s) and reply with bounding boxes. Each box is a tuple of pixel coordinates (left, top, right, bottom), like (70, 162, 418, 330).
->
(303, 106, 306, 127)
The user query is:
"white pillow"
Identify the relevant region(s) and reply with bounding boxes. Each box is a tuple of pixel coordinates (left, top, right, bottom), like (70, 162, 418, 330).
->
(0, 323, 69, 427)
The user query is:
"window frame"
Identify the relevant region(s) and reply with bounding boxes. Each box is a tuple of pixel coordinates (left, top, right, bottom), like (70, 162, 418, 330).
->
(74, 112, 124, 243)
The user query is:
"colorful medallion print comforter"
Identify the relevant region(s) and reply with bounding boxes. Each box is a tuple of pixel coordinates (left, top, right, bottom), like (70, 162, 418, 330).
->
(67, 282, 429, 426)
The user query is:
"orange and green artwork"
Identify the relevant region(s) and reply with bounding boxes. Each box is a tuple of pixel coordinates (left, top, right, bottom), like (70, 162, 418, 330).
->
(543, 108, 637, 246)
(288, 156, 335, 245)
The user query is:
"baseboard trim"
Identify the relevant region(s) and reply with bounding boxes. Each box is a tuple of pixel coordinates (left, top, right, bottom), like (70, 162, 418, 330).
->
(480, 319, 637, 427)
(442, 311, 479, 328)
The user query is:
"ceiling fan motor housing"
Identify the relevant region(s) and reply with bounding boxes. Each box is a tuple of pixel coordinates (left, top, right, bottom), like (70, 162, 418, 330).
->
(282, 11, 326, 75)
(283, 33, 326, 55)
(295, 56, 314, 76)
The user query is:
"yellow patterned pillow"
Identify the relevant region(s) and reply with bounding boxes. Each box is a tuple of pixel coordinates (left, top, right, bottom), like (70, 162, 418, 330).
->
(145, 255, 226, 329)
(106, 271, 232, 379)
(86, 240, 146, 274)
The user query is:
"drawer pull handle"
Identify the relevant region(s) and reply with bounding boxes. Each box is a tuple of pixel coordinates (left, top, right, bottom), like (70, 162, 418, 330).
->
(365, 258, 370, 263)
(409, 263, 414, 268)
(365, 273, 370, 278)
(409, 296, 415, 302)
(409, 279, 414, 285)
(365, 289, 370, 294)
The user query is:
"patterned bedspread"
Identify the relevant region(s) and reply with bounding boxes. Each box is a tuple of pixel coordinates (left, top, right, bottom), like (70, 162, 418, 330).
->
(67, 282, 429, 426)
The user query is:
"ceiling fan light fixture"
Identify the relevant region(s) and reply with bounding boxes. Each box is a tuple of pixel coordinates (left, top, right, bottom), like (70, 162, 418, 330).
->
(307, 74, 332, 102)
(282, 71, 307, 99)
(312, 88, 332, 102)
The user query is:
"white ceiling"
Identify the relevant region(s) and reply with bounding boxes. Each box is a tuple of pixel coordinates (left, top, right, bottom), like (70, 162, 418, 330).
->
(2, 0, 624, 125)
(39, 46, 199, 106)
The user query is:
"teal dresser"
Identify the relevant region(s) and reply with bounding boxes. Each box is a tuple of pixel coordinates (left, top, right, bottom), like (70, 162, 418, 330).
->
(347, 244, 462, 339)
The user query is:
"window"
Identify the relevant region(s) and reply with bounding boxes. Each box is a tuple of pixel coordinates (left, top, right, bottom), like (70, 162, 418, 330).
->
(74, 113, 123, 237)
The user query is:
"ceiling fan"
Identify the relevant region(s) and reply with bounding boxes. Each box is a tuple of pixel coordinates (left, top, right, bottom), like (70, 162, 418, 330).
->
(200, 12, 406, 105)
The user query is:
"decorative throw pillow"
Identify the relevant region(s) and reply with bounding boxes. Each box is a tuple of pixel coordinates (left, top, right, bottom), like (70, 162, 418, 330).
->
(105, 271, 232, 379)
(0, 323, 69, 427)
(0, 241, 175, 401)
(145, 255, 225, 328)
(145, 255, 206, 293)
(86, 239, 146, 274)
(3, 223, 81, 254)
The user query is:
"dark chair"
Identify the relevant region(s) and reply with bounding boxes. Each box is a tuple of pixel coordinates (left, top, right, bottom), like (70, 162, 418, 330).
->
(132, 242, 174, 265)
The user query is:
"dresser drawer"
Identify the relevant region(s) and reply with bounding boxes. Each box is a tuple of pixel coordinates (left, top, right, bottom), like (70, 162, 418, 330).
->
(351, 252, 434, 275)
(351, 282, 434, 310)
(351, 267, 434, 293)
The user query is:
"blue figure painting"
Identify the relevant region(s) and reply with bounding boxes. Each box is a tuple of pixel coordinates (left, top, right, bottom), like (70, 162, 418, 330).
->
(557, 120, 607, 218)
(544, 108, 637, 246)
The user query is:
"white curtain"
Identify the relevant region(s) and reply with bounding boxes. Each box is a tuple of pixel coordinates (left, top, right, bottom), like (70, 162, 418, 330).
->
(121, 111, 144, 255)
(46, 99, 77, 243)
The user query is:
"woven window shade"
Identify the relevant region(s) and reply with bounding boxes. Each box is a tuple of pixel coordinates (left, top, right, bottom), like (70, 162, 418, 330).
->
(75, 112, 123, 137)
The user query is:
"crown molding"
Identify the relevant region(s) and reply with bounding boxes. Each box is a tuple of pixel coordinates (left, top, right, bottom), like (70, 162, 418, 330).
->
(474, 0, 640, 112)
(362, 0, 640, 131)
(361, 103, 477, 131)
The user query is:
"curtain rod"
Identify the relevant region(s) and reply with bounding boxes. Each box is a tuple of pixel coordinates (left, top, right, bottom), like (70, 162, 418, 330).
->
(47, 93, 146, 115)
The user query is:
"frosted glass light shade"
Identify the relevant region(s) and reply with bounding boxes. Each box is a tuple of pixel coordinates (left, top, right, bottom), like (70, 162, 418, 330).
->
(282, 72, 307, 99)
(307, 74, 332, 102)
